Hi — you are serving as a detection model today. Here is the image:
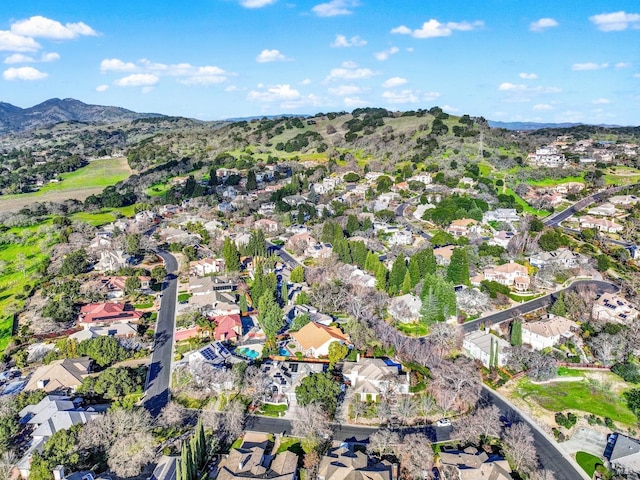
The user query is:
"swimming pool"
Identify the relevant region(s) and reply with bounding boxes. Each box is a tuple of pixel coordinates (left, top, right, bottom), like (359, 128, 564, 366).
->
(238, 348, 260, 359)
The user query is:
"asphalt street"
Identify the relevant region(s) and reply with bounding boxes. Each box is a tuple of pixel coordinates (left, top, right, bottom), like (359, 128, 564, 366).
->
(462, 279, 618, 332)
(143, 250, 179, 417)
(267, 241, 301, 268)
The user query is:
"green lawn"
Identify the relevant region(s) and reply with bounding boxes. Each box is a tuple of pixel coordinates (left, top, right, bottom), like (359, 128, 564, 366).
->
(0, 221, 57, 351)
(528, 175, 585, 187)
(504, 187, 550, 217)
(557, 367, 588, 377)
(515, 378, 637, 425)
(37, 158, 131, 194)
(256, 403, 287, 417)
(277, 437, 304, 455)
(575, 451, 604, 477)
(70, 205, 137, 226)
(395, 322, 429, 337)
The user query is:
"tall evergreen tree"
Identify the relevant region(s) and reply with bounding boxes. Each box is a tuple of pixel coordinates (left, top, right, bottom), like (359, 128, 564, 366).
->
(246, 170, 258, 191)
(389, 254, 407, 294)
(510, 319, 523, 346)
(238, 294, 248, 313)
(346, 214, 360, 236)
(446, 248, 470, 285)
(401, 270, 412, 294)
(222, 237, 241, 272)
(408, 256, 421, 287)
(349, 241, 368, 269)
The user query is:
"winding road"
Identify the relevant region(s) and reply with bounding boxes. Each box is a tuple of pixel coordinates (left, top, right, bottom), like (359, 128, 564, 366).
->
(143, 250, 179, 417)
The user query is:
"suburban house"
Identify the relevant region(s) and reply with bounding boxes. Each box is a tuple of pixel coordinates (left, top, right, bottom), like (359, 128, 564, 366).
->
(477, 262, 530, 291)
(290, 322, 350, 358)
(609, 195, 640, 207)
(286, 233, 317, 251)
(529, 248, 583, 269)
(482, 209, 520, 223)
(24, 358, 92, 393)
(306, 242, 333, 259)
(342, 358, 410, 401)
(388, 294, 422, 323)
(261, 361, 324, 406)
(188, 342, 233, 368)
(17, 396, 99, 478)
(463, 331, 510, 369)
(446, 218, 481, 238)
(190, 257, 225, 276)
(254, 218, 279, 233)
(388, 229, 413, 246)
(408, 172, 432, 185)
(588, 202, 620, 217)
(78, 303, 143, 327)
(217, 433, 298, 480)
(258, 202, 276, 216)
(439, 449, 512, 480)
(527, 145, 566, 167)
(213, 314, 243, 343)
(579, 215, 624, 234)
(605, 433, 640, 475)
(188, 276, 236, 295)
(284, 304, 333, 326)
(592, 293, 640, 324)
(434, 245, 456, 266)
(190, 291, 240, 317)
(317, 444, 393, 480)
(69, 322, 138, 342)
(93, 250, 134, 273)
(489, 230, 515, 249)
(521, 314, 579, 351)
(92, 276, 150, 298)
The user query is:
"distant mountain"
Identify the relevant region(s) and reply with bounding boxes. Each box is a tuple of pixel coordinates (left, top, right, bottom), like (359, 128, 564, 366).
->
(0, 98, 163, 134)
(488, 120, 625, 131)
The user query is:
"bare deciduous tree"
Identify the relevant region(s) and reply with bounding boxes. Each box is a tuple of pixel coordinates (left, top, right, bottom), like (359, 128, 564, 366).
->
(395, 433, 434, 480)
(351, 399, 366, 423)
(502, 423, 538, 475)
(107, 431, 155, 478)
(396, 397, 416, 425)
(368, 429, 400, 458)
(291, 403, 332, 446)
(0, 451, 17, 480)
(429, 358, 481, 415)
(219, 399, 246, 442)
(453, 405, 501, 446)
(158, 401, 189, 428)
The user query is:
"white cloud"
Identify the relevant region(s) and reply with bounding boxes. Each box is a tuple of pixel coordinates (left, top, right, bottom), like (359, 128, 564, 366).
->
(114, 73, 159, 87)
(100, 58, 136, 72)
(96, 84, 109, 92)
(142, 86, 155, 94)
(4, 53, 34, 64)
(256, 49, 289, 63)
(300, 78, 312, 85)
(41, 52, 60, 62)
(374, 46, 399, 61)
(328, 85, 362, 96)
(391, 19, 483, 38)
(3, 66, 48, 80)
(101, 58, 233, 86)
(498, 82, 561, 102)
(519, 72, 538, 79)
(247, 84, 301, 102)
(240, 0, 277, 8)
(592, 98, 611, 104)
(330, 34, 366, 48)
(0, 31, 41, 52)
(615, 62, 632, 68)
(11, 16, 97, 39)
(590, 11, 640, 32)
(382, 89, 440, 104)
(533, 103, 553, 111)
(382, 77, 407, 88)
(442, 105, 459, 112)
(344, 96, 369, 107)
(225, 85, 239, 92)
(529, 18, 559, 32)
(325, 63, 375, 82)
(572, 62, 609, 71)
(312, 0, 359, 17)
(634, 73, 640, 79)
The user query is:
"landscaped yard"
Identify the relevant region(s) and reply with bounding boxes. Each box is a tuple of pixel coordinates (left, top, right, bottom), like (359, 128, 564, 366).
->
(256, 403, 287, 417)
(514, 377, 637, 425)
(504, 187, 550, 217)
(395, 321, 429, 337)
(528, 175, 585, 187)
(70, 205, 137, 226)
(575, 451, 604, 477)
(276, 437, 304, 455)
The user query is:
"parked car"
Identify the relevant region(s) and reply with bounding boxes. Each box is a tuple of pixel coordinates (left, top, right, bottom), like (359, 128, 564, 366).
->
(436, 418, 452, 427)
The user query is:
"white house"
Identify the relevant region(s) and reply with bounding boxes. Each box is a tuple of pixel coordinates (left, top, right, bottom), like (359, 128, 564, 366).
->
(190, 258, 225, 276)
(580, 215, 624, 234)
(409, 173, 432, 185)
(254, 218, 279, 233)
(482, 209, 520, 224)
(389, 228, 413, 246)
(592, 293, 640, 324)
(342, 358, 410, 401)
(93, 250, 134, 273)
(388, 294, 422, 323)
(588, 203, 620, 217)
(463, 330, 510, 368)
(261, 361, 324, 406)
(479, 261, 530, 291)
(529, 247, 583, 269)
(521, 314, 579, 351)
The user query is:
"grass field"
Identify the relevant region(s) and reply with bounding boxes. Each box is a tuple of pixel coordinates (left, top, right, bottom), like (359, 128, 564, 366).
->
(70, 205, 137, 226)
(256, 403, 287, 417)
(528, 175, 585, 187)
(0, 158, 131, 213)
(504, 187, 550, 217)
(515, 377, 637, 425)
(575, 451, 603, 477)
(0, 220, 57, 351)
(605, 166, 640, 185)
(395, 322, 429, 337)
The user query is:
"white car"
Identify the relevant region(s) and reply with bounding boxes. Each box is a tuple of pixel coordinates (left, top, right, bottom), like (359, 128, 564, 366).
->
(436, 418, 452, 427)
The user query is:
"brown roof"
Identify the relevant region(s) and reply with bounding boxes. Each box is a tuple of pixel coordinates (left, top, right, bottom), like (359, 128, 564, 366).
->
(291, 322, 349, 351)
(24, 358, 91, 393)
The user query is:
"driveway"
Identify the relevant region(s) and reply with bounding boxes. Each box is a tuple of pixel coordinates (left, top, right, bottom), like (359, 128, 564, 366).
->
(559, 427, 608, 457)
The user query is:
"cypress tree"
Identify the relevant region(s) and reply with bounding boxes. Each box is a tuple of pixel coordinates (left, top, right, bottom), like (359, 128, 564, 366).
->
(446, 247, 470, 286)
(389, 254, 407, 293)
(489, 337, 496, 370)
(401, 270, 412, 294)
(511, 319, 523, 346)
(239, 294, 248, 313)
(408, 256, 421, 287)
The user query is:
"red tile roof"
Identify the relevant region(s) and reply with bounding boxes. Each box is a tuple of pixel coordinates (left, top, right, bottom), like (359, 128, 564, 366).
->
(79, 303, 142, 324)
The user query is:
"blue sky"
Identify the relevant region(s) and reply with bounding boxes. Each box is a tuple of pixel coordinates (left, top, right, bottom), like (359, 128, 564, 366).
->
(1, 0, 639, 124)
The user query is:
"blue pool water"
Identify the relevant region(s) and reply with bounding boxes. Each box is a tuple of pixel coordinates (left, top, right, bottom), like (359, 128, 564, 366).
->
(239, 348, 260, 359)
(279, 347, 290, 356)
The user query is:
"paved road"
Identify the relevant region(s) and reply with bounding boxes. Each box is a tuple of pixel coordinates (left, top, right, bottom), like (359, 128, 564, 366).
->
(482, 388, 589, 480)
(544, 183, 639, 227)
(462, 279, 618, 332)
(143, 250, 179, 417)
(267, 241, 302, 269)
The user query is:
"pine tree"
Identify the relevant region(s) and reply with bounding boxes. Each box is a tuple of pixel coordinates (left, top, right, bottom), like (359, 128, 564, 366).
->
(239, 294, 248, 313)
(408, 256, 421, 287)
(349, 241, 368, 269)
(489, 337, 496, 370)
(416, 248, 436, 276)
(446, 248, 470, 285)
(389, 254, 407, 293)
(401, 270, 412, 294)
(281, 282, 289, 305)
(346, 214, 360, 236)
(375, 263, 388, 291)
(197, 420, 207, 466)
(420, 286, 440, 324)
(222, 237, 241, 272)
(247, 170, 258, 190)
(510, 319, 522, 346)
(549, 293, 567, 316)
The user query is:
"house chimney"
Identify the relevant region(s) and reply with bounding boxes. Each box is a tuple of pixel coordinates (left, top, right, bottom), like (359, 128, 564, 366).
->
(356, 353, 360, 362)
(53, 466, 65, 480)
(37, 379, 48, 389)
(391, 463, 399, 480)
